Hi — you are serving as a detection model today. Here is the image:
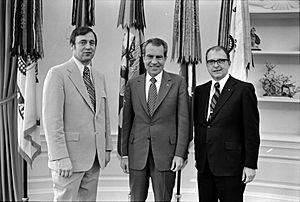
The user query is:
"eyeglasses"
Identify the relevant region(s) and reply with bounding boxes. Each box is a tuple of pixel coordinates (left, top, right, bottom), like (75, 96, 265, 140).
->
(206, 59, 228, 66)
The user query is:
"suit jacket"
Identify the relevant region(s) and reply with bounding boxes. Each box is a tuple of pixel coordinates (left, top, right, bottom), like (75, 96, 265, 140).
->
(120, 71, 190, 171)
(193, 75, 260, 176)
(43, 58, 113, 172)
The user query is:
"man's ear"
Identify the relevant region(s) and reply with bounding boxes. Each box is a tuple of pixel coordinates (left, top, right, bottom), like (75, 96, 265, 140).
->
(70, 44, 75, 51)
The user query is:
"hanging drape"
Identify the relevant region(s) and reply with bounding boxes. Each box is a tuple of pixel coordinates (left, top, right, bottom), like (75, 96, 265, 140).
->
(171, 0, 202, 64)
(218, 0, 252, 81)
(0, 0, 24, 201)
(218, 0, 233, 49)
(12, 0, 43, 168)
(117, 0, 146, 156)
(72, 0, 95, 27)
(171, 0, 201, 99)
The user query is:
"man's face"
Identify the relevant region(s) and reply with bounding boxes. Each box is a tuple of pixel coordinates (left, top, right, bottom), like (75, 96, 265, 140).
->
(71, 32, 96, 65)
(143, 44, 167, 77)
(206, 49, 230, 81)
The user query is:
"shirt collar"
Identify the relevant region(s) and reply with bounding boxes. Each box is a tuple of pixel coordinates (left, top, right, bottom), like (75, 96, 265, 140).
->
(211, 73, 230, 92)
(72, 56, 92, 76)
(146, 71, 163, 84)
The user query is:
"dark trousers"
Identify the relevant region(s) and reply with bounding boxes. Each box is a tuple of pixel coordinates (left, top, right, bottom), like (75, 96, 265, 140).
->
(197, 159, 246, 202)
(129, 146, 176, 202)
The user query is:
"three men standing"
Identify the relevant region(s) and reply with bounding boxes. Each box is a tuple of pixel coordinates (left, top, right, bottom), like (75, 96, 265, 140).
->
(43, 27, 259, 202)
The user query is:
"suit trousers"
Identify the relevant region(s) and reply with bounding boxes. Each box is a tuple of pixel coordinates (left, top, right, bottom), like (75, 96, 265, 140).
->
(51, 155, 100, 201)
(197, 158, 246, 202)
(129, 145, 176, 202)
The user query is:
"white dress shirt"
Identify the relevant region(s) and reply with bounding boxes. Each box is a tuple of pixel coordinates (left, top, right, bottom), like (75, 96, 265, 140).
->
(145, 71, 163, 101)
(72, 56, 93, 83)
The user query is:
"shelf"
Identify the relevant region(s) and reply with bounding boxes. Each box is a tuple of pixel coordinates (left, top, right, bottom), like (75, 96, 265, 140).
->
(250, 11, 299, 20)
(258, 96, 300, 103)
(252, 51, 300, 56)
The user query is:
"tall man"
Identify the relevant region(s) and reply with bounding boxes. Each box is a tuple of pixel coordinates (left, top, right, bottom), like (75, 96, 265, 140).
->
(193, 46, 260, 202)
(43, 27, 113, 201)
(119, 38, 190, 201)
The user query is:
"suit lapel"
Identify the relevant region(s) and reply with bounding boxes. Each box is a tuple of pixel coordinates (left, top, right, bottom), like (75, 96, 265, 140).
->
(202, 82, 211, 121)
(211, 76, 236, 119)
(67, 59, 94, 112)
(136, 75, 149, 115)
(153, 71, 172, 113)
(91, 68, 104, 114)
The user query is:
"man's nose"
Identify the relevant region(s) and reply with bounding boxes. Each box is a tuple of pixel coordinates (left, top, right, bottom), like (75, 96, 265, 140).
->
(84, 42, 92, 49)
(151, 57, 158, 63)
(213, 61, 219, 67)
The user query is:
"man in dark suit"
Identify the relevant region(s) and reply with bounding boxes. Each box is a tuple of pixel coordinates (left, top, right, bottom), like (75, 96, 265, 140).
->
(193, 46, 260, 202)
(119, 37, 190, 201)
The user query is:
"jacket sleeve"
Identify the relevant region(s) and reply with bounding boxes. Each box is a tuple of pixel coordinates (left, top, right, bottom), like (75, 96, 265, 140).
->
(175, 77, 190, 159)
(120, 81, 134, 157)
(42, 68, 69, 161)
(242, 83, 260, 169)
(103, 76, 113, 151)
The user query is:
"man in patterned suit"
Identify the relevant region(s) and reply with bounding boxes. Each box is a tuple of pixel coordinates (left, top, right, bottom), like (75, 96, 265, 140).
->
(43, 27, 112, 201)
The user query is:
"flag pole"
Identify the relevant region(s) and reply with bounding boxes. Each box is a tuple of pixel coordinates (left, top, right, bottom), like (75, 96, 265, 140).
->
(175, 170, 182, 201)
(22, 159, 28, 202)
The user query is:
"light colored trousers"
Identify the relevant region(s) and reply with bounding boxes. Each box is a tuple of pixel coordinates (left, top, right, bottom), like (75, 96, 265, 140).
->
(51, 157, 100, 201)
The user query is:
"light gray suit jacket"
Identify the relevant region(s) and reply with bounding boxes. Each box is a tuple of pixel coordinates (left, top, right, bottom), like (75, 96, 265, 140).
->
(43, 58, 113, 172)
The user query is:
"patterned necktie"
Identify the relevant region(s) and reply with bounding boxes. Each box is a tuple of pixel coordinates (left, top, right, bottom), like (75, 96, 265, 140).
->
(147, 77, 157, 116)
(83, 66, 96, 111)
(209, 82, 220, 117)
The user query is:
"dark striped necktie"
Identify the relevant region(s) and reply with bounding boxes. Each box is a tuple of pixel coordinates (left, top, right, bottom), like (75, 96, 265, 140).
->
(83, 66, 96, 111)
(147, 77, 157, 116)
(209, 82, 220, 118)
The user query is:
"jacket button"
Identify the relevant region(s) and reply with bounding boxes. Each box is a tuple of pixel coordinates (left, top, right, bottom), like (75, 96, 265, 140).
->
(207, 125, 211, 129)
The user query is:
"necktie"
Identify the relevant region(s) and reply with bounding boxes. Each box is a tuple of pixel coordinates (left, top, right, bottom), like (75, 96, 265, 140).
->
(83, 66, 96, 111)
(147, 77, 157, 116)
(209, 82, 220, 118)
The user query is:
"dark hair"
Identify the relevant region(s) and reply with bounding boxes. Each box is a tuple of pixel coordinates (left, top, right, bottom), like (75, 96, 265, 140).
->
(69, 27, 97, 46)
(142, 37, 168, 57)
(205, 46, 230, 61)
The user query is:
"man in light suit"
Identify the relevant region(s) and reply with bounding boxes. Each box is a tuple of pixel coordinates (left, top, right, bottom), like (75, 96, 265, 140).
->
(119, 37, 190, 202)
(43, 27, 112, 201)
(193, 46, 260, 202)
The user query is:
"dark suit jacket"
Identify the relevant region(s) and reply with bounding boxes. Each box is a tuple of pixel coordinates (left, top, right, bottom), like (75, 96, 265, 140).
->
(193, 75, 260, 176)
(121, 71, 190, 171)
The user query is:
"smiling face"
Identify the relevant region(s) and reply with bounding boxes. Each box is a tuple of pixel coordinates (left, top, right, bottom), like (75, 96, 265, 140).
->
(71, 32, 96, 65)
(206, 49, 231, 81)
(143, 43, 167, 77)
